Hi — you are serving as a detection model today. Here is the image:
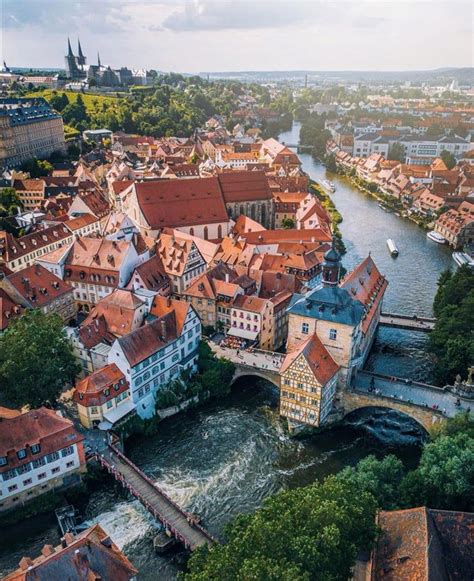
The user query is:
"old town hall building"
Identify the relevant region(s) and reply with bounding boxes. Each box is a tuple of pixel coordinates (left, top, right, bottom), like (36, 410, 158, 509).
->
(282, 242, 387, 427)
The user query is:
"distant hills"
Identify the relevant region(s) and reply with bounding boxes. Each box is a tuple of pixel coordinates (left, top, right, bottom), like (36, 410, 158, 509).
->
(201, 68, 474, 85)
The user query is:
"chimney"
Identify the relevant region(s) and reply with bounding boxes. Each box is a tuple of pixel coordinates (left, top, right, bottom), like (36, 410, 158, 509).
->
(19, 557, 33, 571)
(64, 532, 74, 546)
(41, 545, 55, 557)
(225, 273, 229, 283)
(166, 296, 171, 308)
(160, 319, 167, 341)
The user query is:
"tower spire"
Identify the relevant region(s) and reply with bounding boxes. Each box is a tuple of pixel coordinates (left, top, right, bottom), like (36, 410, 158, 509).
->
(78, 38, 84, 58)
(67, 37, 74, 57)
(97, 52, 101, 67)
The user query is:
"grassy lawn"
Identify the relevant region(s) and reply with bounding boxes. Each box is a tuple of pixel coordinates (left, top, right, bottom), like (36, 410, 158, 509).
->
(26, 89, 121, 113)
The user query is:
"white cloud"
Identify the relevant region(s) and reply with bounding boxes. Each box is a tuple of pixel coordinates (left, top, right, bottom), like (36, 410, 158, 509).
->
(1, 0, 472, 72)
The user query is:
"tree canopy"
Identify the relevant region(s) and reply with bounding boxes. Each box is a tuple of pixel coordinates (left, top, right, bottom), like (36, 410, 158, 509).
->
(429, 266, 474, 384)
(0, 310, 80, 408)
(186, 476, 378, 581)
(440, 149, 457, 170)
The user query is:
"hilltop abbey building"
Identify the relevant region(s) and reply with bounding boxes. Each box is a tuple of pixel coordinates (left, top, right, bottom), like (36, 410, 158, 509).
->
(64, 39, 153, 87)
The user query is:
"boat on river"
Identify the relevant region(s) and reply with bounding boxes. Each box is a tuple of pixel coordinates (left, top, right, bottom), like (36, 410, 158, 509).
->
(427, 231, 446, 244)
(322, 179, 336, 192)
(452, 252, 474, 268)
(386, 238, 399, 256)
(378, 203, 392, 212)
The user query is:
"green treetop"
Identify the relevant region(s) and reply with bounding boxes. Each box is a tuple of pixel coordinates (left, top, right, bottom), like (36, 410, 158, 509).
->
(0, 310, 80, 408)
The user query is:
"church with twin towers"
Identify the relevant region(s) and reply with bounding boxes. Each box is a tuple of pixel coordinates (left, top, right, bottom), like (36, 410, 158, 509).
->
(64, 38, 153, 87)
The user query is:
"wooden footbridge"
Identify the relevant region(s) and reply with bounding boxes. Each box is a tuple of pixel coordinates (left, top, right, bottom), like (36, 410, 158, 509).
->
(95, 443, 215, 551)
(379, 312, 436, 332)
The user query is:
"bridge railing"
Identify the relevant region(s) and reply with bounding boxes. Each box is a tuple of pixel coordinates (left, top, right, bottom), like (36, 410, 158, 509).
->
(356, 370, 446, 393)
(381, 312, 437, 323)
(350, 388, 447, 418)
(98, 444, 216, 546)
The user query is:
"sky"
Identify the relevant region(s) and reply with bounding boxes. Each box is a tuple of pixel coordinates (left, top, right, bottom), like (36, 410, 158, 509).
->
(1, 0, 473, 73)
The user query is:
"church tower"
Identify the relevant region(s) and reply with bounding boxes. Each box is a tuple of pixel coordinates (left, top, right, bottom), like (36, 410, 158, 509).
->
(321, 238, 341, 287)
(65, 38, 77, 78)
(77, 39, 86, 66)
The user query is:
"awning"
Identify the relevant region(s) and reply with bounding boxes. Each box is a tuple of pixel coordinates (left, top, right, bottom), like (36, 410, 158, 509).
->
(228, 327, 259, 341)
(99, 399, 136, 430)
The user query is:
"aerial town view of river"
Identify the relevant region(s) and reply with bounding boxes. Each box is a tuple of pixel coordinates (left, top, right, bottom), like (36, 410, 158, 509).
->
(0, 123, 454, 580)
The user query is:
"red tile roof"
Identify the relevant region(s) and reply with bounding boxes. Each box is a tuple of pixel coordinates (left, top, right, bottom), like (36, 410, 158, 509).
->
(4, 264, 72, 308)
(74, 363, 129, 407)
(218, 170, 272, 202)
(0, 407, 84, 472)
(281, 333, 339, 385)
(134, 177, 228, 229)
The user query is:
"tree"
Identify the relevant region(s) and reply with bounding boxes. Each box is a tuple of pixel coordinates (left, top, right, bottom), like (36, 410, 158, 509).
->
(0, 187, 22, 215)
(325, 153, 337, 172)
(0, 310, 80, 408)
(336, 454, 404, 510)
(440, 149, 457, 170)
(387, 142, 405, 163)
(281, 217, 295, 229)
(19, 158, 53, 178)
(185, 476, 378, 580)
(429, 266, 474, 384)
(400, 431, 474, 511)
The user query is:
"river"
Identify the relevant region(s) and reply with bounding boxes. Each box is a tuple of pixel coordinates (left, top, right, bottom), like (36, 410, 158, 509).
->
(0, 122, 453, 580)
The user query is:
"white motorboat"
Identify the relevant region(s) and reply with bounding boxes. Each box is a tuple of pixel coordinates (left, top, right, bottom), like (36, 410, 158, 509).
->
(452, 252, 474, 268)
(322, 180, 336, 192)
(386, 238, 399, 256)
(427, 231, 446, 244)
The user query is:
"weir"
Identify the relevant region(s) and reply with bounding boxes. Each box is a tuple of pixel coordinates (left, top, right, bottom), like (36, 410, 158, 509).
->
(94, 443, 215, 551)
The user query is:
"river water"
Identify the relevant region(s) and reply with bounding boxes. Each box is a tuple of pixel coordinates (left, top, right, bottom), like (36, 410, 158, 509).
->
(0, 123, 454, 579)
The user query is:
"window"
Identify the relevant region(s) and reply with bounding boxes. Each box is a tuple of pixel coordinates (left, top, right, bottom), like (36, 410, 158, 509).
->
(66, 461, 75, 468)
(61, 446, 74, 457)
(23, 478, 33, 486)
(107, 400, 113, 409)
(301, 323, 309, 334)
(51, 467, 60, 474)
(329, 329, 337, 341)
(8, 485, 18, 493)
(30, 444, 41, 454)
(17, 464, 31, 475)
(37, 472, 46, 480)
(47, 452, 60, 463)
(32, 457, 46, 469)
(0, 457, 7, 467)
(17, 449, 27, 460)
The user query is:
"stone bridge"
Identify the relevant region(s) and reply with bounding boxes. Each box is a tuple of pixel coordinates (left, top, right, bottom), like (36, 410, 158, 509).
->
(341, 390, 446, 432)
(231, 364, 281, 388)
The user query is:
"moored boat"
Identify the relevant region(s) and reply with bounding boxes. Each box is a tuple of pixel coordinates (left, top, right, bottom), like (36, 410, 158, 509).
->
(386, 238, 399, 256)
(427, 231, 446, 244)
(452, 252, 474, 268)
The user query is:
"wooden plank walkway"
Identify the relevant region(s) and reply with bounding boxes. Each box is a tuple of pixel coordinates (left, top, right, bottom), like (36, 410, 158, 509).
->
(379, 312, 436, 332)
(97, 445, 214, 551)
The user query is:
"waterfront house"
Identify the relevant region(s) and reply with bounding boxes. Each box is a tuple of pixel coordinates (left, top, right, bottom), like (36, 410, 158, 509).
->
(0, 407, 86, 513)
(287, 243, 387, 390)
(74, 363, 134, 429)
(280, 334, 339, 428)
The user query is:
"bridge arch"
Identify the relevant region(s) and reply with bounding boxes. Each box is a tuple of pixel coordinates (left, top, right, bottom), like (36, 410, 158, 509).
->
(342, 392, 445, 433)
(231, 366, 281, 389)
